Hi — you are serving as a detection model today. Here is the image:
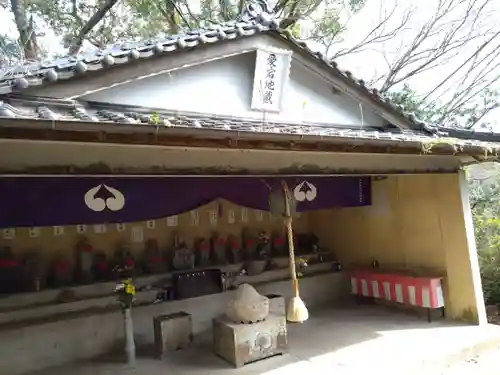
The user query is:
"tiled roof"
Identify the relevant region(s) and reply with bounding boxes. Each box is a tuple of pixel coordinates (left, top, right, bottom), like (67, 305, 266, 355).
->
(0, 21, 273, 92)
(0, 1, 432, 133)
(0, 0, 497, 146)
(0, 95, 499, 155)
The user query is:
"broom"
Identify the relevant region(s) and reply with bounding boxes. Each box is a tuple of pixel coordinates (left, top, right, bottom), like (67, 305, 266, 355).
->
(281, 180, 309, 323)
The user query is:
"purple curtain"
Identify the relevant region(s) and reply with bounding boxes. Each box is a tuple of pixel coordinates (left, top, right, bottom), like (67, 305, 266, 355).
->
(0, 176, 371, 228)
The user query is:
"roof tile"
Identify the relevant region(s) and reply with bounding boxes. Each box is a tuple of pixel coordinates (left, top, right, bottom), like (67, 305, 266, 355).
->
(0, 0, 496, 144)
(0, 95, 498, 152)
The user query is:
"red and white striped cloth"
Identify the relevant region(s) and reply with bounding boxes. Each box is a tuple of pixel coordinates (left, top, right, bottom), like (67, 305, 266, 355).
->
(349, 270, 444, 309)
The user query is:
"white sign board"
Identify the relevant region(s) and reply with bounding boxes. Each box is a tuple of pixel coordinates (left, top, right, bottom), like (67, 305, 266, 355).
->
(3, 228, 15, 240)
(76, 224, 87, 234)
(93, 224, 106, 234)
(240, 207, 248, 223)
(209, 210, 218, 226)
(28, 227, 40, 238)
(227, 209, 235, 224)
(167, 215, 178, 227)
(251, 48, 292, 113)
(132, 226, 144, 243)
(116, 223, 126, 232)
(190, 210, 199, 227)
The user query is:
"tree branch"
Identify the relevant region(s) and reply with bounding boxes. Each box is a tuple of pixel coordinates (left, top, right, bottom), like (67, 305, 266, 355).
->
(331, 4, 412, 60)
(279, 0, 323, 29)
(378, 0, 494, 93)
(68, 0, 120, 55)
(421, 30, 500, 102)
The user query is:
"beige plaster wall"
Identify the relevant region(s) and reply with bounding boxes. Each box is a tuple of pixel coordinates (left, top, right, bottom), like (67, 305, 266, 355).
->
(0, 199, 310, 266)
(310, 173, 484, 323)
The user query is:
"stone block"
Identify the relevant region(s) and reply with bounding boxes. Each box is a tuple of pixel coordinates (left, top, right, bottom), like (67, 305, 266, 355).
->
(153, 311, 193, 357)
(266, 294, 285, 316)
(212, 313, 287, 368)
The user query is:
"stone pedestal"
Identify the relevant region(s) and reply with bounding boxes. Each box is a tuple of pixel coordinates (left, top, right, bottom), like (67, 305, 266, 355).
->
(212, 314, 287, 367)
(266, 294, 285, 317)
(153, 311, 193, 357)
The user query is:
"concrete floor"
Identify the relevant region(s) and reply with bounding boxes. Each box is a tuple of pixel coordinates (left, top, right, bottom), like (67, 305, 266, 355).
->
(27, 305, 500, 375)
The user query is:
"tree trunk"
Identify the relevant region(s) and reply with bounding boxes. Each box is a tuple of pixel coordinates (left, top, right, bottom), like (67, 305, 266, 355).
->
(10, 0, 39, 60)
(68, 0, 119, 56)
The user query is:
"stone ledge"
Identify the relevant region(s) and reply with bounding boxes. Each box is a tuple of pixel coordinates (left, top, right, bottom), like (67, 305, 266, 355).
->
(0, 253, 330, 312)
(0, 260, 333, 326)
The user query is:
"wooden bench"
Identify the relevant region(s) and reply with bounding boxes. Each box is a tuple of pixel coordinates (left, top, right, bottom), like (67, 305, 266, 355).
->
(349, 270, 445, 322)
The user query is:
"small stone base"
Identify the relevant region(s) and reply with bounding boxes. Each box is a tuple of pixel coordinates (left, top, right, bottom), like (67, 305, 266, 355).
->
(153, 311, 193, 357)
(266, 294, 286, 317)
(212, 314, 287, 368)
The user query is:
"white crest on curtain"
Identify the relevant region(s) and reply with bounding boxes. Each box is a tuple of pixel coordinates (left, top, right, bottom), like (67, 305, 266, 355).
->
(293, 181, 317, 202)
(84, 184, 125, 212)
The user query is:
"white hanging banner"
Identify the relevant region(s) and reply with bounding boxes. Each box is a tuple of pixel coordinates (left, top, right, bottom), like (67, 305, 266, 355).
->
(131, 226, 144, 243)
(3, 228, 15, 240)
(240, 207, 248, 223)
(227, 209, 236, 224)
(116, 223, 126, 232)
(209, 210, 218, 226)
(167, 215, 178, 227)
(370, 183, 391, 217)
(28, 227, 40, 238)
(190, 210, 199, 227)
(256, 210, 263, 221)
(53, 226, 64, 236)
(93, 224, 106, 234)
(251, 48, 292, 113)
(76, 224, 87, 234)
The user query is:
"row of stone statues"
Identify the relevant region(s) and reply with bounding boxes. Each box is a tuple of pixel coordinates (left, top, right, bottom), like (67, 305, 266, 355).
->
(172, 229, 280, 270)
(0, 229, 324, 294)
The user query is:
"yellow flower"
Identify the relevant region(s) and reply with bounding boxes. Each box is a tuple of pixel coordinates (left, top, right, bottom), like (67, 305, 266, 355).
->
(124, 279, 136, 296)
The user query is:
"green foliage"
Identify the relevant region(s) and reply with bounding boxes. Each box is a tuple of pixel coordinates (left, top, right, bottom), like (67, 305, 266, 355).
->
(9, 0, 363, 58)
(308, 8, 343, 45)
(288, 22, 302, 39)
(386, 84, 500, 130)
(303, 0, 367, 48)
(469, 170, 500, 305)
(348, 0, 366, 12)
(385, 84, 443, 124)
(27, 0, 144, 49)
(148, 112, 160, 125)
(446, 87, 500, 130)
(1, 0, 368, 60)
(0, 34, 23, 67)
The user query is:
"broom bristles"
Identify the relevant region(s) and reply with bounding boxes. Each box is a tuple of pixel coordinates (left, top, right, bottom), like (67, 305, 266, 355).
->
(287, 296, 309, 323)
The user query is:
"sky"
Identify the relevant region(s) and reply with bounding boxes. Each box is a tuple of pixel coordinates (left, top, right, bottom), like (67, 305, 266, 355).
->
(308, 0, 500, 128)
(320, 0, 498, 94)
(0, 0, 498, 127)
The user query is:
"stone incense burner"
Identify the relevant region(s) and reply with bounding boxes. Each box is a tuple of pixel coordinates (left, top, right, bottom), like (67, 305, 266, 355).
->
(225, 283, 269, 324)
